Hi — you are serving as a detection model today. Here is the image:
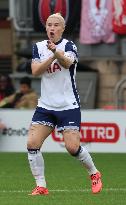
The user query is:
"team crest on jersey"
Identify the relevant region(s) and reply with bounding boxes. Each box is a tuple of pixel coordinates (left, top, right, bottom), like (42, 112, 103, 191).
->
(72, 44, 77, 52)
(38, 0, 69, 26)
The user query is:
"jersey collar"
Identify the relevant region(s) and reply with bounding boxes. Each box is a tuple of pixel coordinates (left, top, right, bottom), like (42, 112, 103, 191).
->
(55, 38, 63, 45)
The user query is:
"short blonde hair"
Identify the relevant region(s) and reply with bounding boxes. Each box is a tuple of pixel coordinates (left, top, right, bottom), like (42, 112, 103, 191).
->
(46, 13, 65, 28)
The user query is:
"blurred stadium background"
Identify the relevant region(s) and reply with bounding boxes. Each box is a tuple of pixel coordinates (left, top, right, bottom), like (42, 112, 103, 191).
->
(1, 0, 126, 109)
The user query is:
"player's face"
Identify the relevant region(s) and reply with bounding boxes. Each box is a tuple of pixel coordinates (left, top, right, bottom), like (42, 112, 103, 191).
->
(46, 17, 65, 43)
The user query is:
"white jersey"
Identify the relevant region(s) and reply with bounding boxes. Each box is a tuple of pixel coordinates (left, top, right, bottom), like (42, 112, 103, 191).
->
(32, 38, 80, 111)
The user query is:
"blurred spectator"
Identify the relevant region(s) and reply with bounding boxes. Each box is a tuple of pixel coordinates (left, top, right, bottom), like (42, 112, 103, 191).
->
(0, 74, 15, 102)
(0, 76, 38, 109)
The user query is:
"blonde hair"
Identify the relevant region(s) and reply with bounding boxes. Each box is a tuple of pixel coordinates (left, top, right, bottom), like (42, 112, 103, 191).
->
(46, 13, 65, 28)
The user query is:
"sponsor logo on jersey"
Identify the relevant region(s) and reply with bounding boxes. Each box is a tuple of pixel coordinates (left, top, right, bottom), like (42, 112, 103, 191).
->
(47, 63, 61, 73)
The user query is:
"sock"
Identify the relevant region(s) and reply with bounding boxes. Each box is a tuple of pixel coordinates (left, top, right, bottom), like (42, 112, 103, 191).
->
(28, 149, 46, 187)
(75, 146, 98, 175)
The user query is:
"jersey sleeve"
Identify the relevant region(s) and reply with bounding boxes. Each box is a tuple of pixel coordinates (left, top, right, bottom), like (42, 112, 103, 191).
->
(32, 43, 41, 62)
(65, 41, 78, 63)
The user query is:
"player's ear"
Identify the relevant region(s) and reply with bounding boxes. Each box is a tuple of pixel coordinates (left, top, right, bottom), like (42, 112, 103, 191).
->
(62, 25, 65, 33)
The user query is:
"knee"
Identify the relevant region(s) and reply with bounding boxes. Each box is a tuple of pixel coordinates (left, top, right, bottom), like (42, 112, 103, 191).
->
(27, 126, 41, 149)
(27, 140, 35, 149)
(63, 130, 80, 156)
(67, 146, 81, 157)
(65, 143, 80, 156)
(27, 138, 38, 149)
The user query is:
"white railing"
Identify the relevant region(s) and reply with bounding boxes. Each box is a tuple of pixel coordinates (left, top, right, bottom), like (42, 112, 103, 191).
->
(9, 0, 33, 32)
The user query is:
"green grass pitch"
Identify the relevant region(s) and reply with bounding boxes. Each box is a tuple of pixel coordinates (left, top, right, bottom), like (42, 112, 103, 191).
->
(0, 152, 126, 205)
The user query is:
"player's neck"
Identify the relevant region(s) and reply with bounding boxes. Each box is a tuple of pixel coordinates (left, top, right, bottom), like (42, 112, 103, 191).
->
(54, 37, 63, 45)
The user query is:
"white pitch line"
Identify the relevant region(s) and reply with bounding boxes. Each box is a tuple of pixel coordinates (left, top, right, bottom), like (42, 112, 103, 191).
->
(0, 188, 126, 193)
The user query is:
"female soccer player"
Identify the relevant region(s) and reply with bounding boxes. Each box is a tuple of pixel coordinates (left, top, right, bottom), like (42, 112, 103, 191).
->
(27, 13, 102, 195)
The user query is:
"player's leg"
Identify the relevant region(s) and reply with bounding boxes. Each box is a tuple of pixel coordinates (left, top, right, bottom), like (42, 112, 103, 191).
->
(27, 124, 53, 195)
(63, 129, 98, 175)
(56, 107, 102, 194)
(27, 107, 55, 195)
(63, 130, 102, 193)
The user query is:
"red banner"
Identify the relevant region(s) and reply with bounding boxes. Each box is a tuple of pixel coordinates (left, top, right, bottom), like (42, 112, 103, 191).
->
(52, 122, 120, 143)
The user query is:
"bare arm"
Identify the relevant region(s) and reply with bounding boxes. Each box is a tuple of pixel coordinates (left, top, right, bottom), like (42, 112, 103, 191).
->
(0, 94, 15, 107)
(31, 55, 55, 76)
(47, 41, 74, 69)
(54, 50, 74, 69)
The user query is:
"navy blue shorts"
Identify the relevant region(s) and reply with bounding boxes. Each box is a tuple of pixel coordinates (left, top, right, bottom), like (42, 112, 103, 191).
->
(32, 107, 81, 132)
